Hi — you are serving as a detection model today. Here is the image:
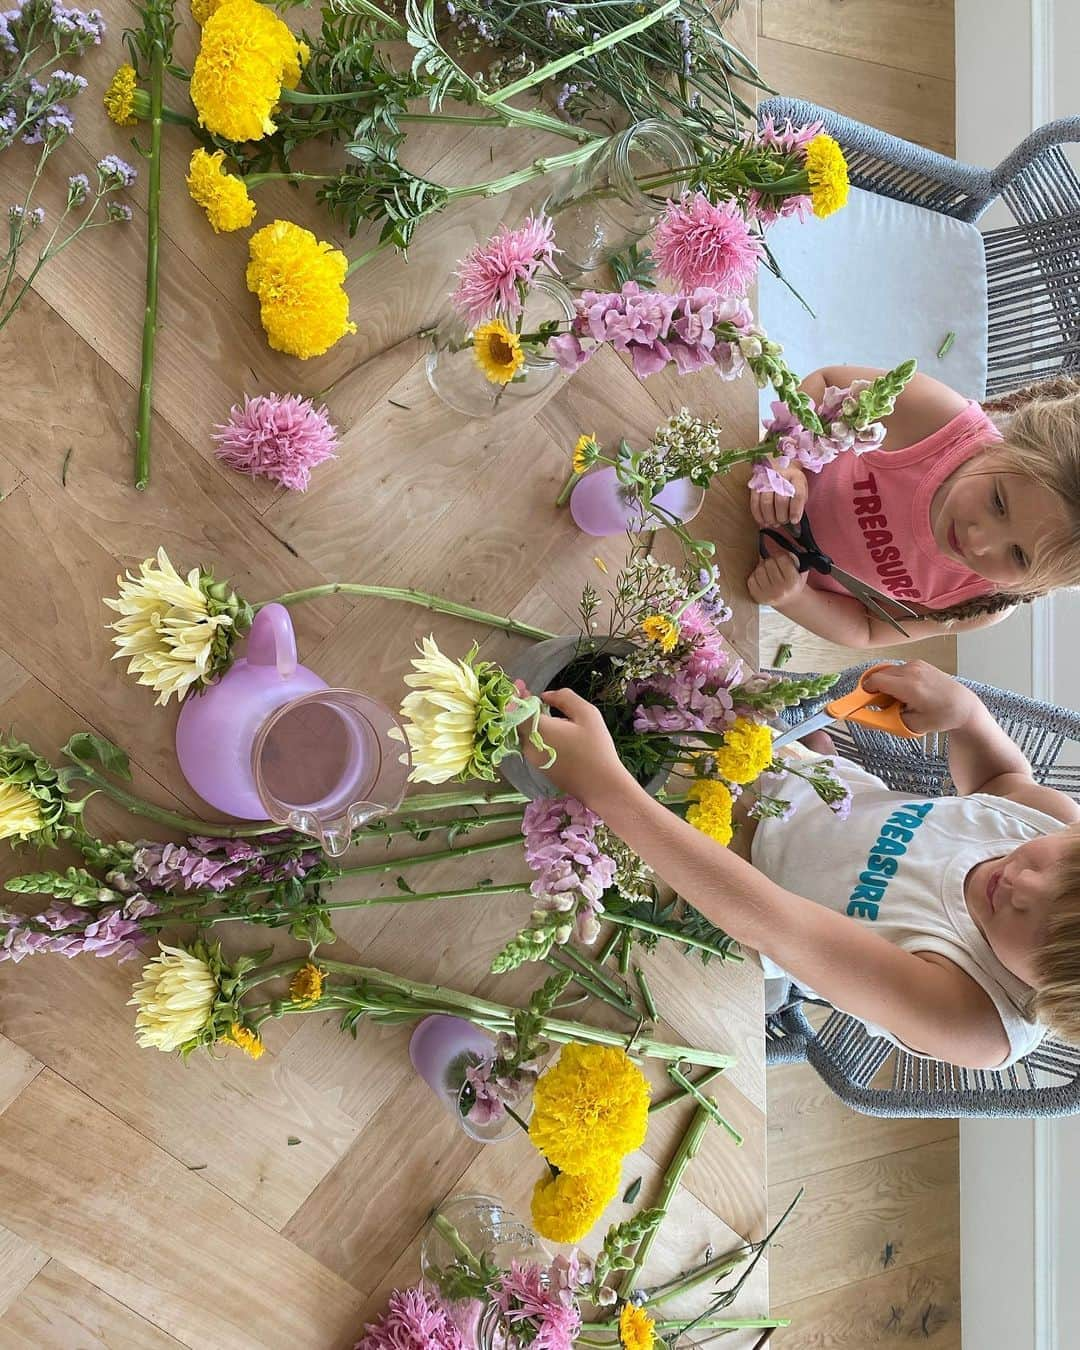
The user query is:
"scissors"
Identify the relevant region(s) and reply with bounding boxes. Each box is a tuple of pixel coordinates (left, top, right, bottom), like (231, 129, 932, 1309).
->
(772, 662, 921, 749)
(757, 515, 922, 638)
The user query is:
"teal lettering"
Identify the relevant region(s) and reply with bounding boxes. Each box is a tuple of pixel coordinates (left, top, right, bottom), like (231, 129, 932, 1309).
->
(868, 854, 899, 877)
(857, 874, 887, 899)
(892, 811, 926, 830)
(847, 899, 880, 919)
(872, 837, 907, 857)
(904, 802, 935, 819)
(880, 823, 913, 844)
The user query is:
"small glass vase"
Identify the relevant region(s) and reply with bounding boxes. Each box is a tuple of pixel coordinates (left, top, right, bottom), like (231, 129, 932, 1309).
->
(569, 466, 705, 537)
(421, 1196, 552, 1350)
(425, 275, 573, 418)
(409, 1014, 523, 1144)
(544, 119, 693, 276)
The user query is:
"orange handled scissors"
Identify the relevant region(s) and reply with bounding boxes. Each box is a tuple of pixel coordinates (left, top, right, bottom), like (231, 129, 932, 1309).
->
(771, 662, 921, 750)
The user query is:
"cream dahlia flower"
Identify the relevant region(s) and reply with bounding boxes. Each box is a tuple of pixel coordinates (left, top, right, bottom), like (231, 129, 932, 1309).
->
(0, 780, 43, 842)
(394, 635, 483, 784)
(104, 548, 251, 705)
(130, 944, 220, 1053)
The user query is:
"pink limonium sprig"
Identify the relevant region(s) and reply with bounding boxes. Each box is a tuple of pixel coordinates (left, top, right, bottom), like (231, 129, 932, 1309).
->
(450, 211, 559, 326)
(651, 191, 764, 296)
(212, 393, 339, 492)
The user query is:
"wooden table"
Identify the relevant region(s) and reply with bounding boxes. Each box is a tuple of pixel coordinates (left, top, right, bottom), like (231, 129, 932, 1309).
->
(0, 2, 771, 1345)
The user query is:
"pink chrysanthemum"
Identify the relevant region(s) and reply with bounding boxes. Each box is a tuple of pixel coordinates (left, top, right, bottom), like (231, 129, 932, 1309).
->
(755, 114, 824, 153)
(354, 1286, 464, 1350)
(651, 193, 764, 296)
(212, 393, 338, 492)
(450, 212, 559, 325)
(493, 1261, 582, 1350)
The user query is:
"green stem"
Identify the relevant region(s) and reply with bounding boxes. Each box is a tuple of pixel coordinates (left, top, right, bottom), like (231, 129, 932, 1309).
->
(560, 944, 635, 1006)
(604, 911, 742, 963)
(396, 789, 527, 814)
(555, 466, 583, 507)
(244, 171, 334, 189)
(430, 1213, 484, 1275)
(197, 882, 531, 926)
(648, 1065, 723, 1114)
(667, 1066, 743, 1146)
(643, 1251, 746, 1308)
(582, 1319, 790, 1333)
(596, 927, 621, 966)
(367, 807, 525, 840)
(618, 930, 631, 975)
(134, 24, 165, 491)
(260, 584, 555, 642)
(68, 761, 284, 838)
(397, 107, 595, 144)
(444, 143, 600, 202)
(633, 965, 659, 1022)
(544, 950, 637, 1020)
(620, 1101, 712, 1296)
(343, 234, 399, 277)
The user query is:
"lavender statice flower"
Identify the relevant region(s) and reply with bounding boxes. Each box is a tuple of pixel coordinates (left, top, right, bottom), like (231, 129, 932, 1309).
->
(66, 171, 88, 204)
(22, 106, 74, 144)
(97, 153, 136, 187)
(0, 105, 16, 148)
(105, 201, 133, 221)
(522, 795, 616, 946)
(47, 69, 87, 97)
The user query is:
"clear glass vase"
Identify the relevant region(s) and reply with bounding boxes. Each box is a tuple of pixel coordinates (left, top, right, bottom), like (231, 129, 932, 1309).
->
(409, 1015, 525, 1144)
(421, 1195, 552, 1349)
(544, 119, 693, 276)
(425, 275, 573, 417)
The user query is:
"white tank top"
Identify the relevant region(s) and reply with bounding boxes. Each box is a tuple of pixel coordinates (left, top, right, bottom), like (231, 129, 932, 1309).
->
(751, 755, 1057, 1067)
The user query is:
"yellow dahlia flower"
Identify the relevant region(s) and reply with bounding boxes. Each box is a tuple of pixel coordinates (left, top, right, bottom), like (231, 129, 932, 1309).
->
(619, 1303, 657, 1350)
(641, 613, 678, 653)
(573, 433, 600, 474)
(224, 1023, 265, 1059)
(804, 133, 849, 218)
(472, 320, 524, 384)
(529, 1043, 650, 1175)
(394, 635, 482, 785)
(103, 63, 139, 127)
(246, 220, 357, 359)
(130, 945, 220, 1053)
(190, 0, 307, 143)
(104, 548, 246, 706)
(686, 778, 734, 845)
(289, 962, 325, 1006)
(712, 717, 774, 785)
(530, 1159, 621, 1244)
(0, 780, 43, 843)
(186, 149, 257, 233)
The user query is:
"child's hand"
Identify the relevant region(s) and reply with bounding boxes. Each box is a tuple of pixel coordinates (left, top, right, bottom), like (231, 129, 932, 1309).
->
(750, 463, 808, 528)
(861, 660, 979, 733)
(747, 548, 810, 608)
(520, 688, 635, 807)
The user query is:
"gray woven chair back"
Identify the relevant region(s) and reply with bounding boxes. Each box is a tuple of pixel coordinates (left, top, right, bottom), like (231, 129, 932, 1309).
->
(765, 664, 1080, 1118)
(757, 97, 1080, 396)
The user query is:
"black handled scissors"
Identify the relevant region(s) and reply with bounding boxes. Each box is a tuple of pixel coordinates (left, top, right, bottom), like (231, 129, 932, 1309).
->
(757, 515, 921, 639)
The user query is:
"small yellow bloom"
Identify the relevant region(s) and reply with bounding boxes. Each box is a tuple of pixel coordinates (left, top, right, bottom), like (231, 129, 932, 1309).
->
(246, 220, 357, 359)
(530, 1159, 621, 1244)
(130, 945, 219, 1053)
(103, 63, 138, 127)
(472, 320, 524, 385)
(190, 0, 307, 142)
(224, 1023, 265, 1060)
(573, 432, 600, 474)
(187, 148, 257, 233)
(619, 1302, 657, 1350)
(641, 613, 678, 653)
(0, 780, 43, 842)
(529, 1043, 650, 1175)
(804, 133, 850, 218)
(289, 962, 325, 1006)
(712, 717, 775, 785)
(686, 778, 734, 846)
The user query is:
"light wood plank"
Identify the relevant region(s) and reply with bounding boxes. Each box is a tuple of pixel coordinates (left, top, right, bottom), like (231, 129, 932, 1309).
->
(0, 1226, 48, 1320)
(759, 606, 959, 673)
(761, 0, 956, 81)
(0, 1036, 41, 1118)
(0, 1261, 185, 1349)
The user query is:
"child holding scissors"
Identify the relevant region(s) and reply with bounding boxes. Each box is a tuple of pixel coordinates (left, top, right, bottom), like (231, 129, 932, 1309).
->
(522, 660, 1080, 1070)
(748, 370, 1080, 648)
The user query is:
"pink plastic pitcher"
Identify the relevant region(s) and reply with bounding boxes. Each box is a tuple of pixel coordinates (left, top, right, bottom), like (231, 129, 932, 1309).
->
(174, 604, 410, 856)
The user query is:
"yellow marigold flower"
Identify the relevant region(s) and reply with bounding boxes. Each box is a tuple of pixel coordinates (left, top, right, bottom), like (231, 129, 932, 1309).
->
(103, 63, 138, 127)
(246, 220, 357, 359)
(104, 548, 237, 706)
(472, 319, 524, 385)
(187, 148, 257, 233)
(641, 613, 679, 653)
(573, 432, 600, 474)
(712, 717, 775, 785)
(804, 133, 850, 219)
(224, 1023, 265, 1060)
(191, 0, 225, 22)
(530, 1160, 621, 1244)
(0, 780, 43, 842)
(289, 962, 325, 1006)
(190, 0, 307, 143)
(686, 778, 734, 846)
(129, 945, 219, 1053)
(529, 1043, 650, 1175)
(619, 1303, 657, 1350)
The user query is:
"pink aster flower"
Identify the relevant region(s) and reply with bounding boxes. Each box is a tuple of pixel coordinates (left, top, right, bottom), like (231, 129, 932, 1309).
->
(652, 192, 764, 296)
(212, 393, 338, 492)
(450, 212, 559, 325)
(355, 1286, 464, 1350)
(493, 1262, 582, 1350)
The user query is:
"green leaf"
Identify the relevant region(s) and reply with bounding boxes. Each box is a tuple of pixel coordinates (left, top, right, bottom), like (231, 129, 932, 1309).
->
(622, 1175, 643, 1204)
(395, 875, 415, 894)
(287, 1136, 301, 1146)
(63, 732, 132, 781)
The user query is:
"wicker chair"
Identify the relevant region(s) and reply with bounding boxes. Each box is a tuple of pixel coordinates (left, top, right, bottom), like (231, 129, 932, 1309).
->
(757, 96, 1080, 395)
(766, 664, 1080, 1117)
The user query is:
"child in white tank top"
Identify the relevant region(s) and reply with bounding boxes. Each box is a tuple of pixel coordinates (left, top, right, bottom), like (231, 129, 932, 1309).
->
(521, 661, 1080, 1071)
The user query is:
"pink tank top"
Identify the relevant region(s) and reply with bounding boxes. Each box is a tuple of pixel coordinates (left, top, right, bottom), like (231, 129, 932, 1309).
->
(803, 401, 1001, 609)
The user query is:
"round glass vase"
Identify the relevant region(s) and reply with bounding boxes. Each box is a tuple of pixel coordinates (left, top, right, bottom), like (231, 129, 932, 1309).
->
(409, 1014, 524, 1144)
(420, 1195, 552, 1349)
(425, 275, 573, 418)
(569, 466, 705, 537)
(544, 119, 693, 276)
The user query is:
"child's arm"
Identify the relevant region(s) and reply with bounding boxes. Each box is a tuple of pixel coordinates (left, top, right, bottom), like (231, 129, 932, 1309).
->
(526, 689, 1013, 1068)
(863, 663, 1080, 823)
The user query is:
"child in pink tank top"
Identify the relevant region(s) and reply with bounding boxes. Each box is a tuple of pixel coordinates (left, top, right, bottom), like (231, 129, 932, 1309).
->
(747, 368, 1080, 649)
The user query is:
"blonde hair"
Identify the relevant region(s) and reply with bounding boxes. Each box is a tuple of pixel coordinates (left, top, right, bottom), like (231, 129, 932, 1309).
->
(931, 378, 1080, 622)
(1033, 835, 1080, 1044)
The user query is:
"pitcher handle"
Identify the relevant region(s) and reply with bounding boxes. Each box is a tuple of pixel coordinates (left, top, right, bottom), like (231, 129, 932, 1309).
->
(246, 603, 297, 677)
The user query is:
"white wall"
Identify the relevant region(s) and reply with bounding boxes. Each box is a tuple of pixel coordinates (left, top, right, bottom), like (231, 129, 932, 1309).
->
(955, 5, 1080, 1348)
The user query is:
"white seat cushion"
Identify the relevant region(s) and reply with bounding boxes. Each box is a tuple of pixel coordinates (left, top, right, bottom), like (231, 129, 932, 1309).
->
(755, 186, 989, 422)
